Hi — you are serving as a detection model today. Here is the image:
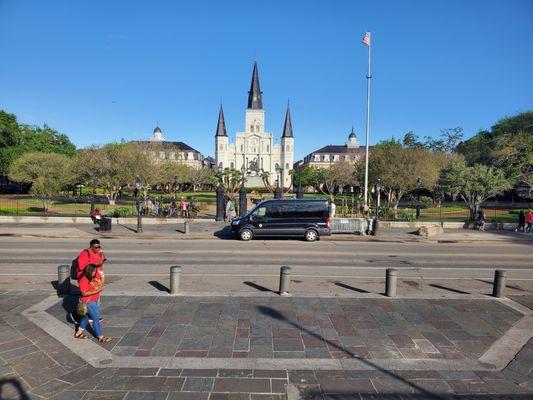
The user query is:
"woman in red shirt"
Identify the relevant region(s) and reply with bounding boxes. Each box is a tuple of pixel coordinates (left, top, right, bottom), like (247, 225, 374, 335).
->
(75, 264, 111, 342)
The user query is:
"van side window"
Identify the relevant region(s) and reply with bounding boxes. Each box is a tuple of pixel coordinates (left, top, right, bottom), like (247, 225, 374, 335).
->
(251, 206, 266, 220)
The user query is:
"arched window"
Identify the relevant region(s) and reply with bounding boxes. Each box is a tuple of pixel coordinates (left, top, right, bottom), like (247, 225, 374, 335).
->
(267, 145, 270, 153)
(250, 125, 254, 132)
(230, 162, 234, 169)
(285, 163, 289, 169)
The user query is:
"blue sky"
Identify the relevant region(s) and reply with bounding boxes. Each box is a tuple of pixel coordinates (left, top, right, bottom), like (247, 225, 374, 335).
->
(1, 0, 532, 160)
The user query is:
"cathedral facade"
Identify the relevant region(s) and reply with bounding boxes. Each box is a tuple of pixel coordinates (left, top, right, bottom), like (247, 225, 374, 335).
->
(215, 62, 294, 188)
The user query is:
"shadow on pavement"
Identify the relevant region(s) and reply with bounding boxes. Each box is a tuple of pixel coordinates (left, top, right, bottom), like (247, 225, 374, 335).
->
(334, 281, 370, 294)
(429, 284, 470, 295)
(213, 226, 235, 240)
(256, 305, 446, 400)
(0, 378, 30, 400)
(243, 281, 276, 293)
(149, 281, 170, 293)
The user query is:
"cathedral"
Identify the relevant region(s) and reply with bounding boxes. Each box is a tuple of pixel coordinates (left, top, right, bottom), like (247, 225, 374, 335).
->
(215, 62, 294, 188)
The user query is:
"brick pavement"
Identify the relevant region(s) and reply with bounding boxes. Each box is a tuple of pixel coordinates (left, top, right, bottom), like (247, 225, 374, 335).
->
(46, 296, 521, 361)
(0, 292, 532, 399)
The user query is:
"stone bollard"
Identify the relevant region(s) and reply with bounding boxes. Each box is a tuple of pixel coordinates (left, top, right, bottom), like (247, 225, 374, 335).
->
(385, 268, 397, 298)
(184, 221, 190, 234)
(279, 266, 291, 296)
(57, 264, 70, 295)
(170, 266, 181, 295)
(492, 269, 507, 298)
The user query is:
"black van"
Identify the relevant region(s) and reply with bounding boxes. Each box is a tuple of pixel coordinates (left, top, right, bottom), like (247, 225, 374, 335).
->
(230, 199, 331, 241)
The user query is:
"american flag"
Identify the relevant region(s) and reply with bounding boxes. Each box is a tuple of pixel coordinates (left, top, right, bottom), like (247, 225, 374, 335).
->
(362, 32, 371, 46)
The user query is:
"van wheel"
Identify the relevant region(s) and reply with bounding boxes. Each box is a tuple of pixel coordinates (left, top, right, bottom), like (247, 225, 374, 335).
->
(304, 229, 318, 242)
(239, 229, 253, 241)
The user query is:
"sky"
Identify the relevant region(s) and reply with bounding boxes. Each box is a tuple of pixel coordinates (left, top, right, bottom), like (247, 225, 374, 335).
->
(1, 0, 532, 160)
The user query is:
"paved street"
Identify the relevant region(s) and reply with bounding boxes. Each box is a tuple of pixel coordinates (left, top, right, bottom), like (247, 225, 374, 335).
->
(0, 231, 532, 296)
(1, 229, 532, 398)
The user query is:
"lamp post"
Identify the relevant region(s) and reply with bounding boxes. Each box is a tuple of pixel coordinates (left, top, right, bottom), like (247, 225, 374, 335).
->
(90, 173, 97, 213)
(135, 176, 143, 233)
(215, 166, 225, 221)
(416, 177, 422, 220)
(296, 166, 304, 199)
(239, 165, 248, 216)
(274, 165, 282, 199)
(372, 178, 381, 235)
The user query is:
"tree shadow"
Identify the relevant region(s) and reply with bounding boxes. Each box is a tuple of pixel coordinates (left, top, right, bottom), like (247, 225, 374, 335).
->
(149, 281, 170, 293)
(0, 378, 30, 400)
(244, 281, 276, 293)
(256, 305, 446, 399)
(429, 284, 470, 295)
(334, 281, 370, 294)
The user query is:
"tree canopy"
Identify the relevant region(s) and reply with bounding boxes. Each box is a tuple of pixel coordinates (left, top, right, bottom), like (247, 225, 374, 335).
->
(0, 110, 77, 174)
(456, 111, 533, 198)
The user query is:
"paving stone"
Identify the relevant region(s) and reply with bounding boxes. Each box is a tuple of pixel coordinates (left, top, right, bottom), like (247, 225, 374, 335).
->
(209, 394, 250, 400)
(254, 370, 287, 379)
(124, 393, 169, 400)
(273, 338, 304, 352)
(181, 369, 218, 377)
(250, 395, 285, 400)
(213, 378, 271, 393)
(218, 369, 254, 378)
(167, 393, 209, 400)
(82, 392, 128, 400)
(50, 391, 87, 400)
(30, 378, 72, 398)
(289, 370, 317, 384)
(370, 377, 415, 394)
(182, 377, 214, 392)
(320, 378, 375, 394)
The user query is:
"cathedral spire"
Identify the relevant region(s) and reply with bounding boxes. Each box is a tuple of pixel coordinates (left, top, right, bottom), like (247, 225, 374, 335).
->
(281, 103, 293, 138)
(247, 61, 263, 109)
(215, 105, 227, 137)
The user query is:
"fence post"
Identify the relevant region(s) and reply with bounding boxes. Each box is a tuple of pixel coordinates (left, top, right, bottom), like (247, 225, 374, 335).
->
(492, 269, 507, 298)
(385, 268, 397, 297)
(170, 266, 181, 295)
(57, 264, 70, 295)
(279, 266, 291, 296)
(184, 221, 189, 234)
(16, 193, 19, 216)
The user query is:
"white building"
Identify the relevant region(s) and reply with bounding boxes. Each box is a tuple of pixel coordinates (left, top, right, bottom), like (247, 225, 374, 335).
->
(215, 62, 294, 188)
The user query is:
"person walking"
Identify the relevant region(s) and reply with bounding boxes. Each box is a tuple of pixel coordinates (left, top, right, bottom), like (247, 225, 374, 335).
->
(225, 198, 234, 221)
(526, 209, 533, 233)
(75, 264, 111, 342)
(70, 239, 107, 324)
(515, 210, 526, 232)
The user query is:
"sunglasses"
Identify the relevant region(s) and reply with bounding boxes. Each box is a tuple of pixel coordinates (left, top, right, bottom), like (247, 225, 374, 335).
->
(92, 245, 101, 249)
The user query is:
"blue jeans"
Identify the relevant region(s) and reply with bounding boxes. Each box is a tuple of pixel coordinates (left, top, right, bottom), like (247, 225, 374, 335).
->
(79, 301, 102, 338)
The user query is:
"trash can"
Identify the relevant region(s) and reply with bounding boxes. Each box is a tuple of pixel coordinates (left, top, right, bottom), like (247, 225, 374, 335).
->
(100, 216, 112, 231)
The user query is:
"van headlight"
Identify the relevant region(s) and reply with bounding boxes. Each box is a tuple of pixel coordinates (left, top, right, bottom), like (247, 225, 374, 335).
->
(232, 219, 240, 225)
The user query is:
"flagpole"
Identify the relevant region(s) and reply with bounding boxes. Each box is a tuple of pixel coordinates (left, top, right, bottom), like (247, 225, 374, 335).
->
(363, 33, 371, 211)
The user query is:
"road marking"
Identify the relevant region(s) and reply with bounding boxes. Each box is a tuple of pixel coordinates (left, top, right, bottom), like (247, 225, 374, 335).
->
(2, 272, 533, 280)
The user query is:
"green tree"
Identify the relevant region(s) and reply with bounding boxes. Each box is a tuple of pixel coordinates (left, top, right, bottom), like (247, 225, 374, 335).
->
(8, 152, 72, 213)
(438, 161, 511, 219)
(425, 127, 464, 153)
(96, 142, 156, 204)
(0, 110, 76, 173)
(456, 111, 533, 198)
(156, 161, 190, 194)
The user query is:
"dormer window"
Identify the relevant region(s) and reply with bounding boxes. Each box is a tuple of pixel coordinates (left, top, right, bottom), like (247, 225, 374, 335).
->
(314, 154, 321, 162)
(333, 155, 339, 162)
(324, 154, 330, 162)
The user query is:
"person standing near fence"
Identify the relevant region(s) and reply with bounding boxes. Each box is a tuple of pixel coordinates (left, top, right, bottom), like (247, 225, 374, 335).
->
(515, 210, 526, 232)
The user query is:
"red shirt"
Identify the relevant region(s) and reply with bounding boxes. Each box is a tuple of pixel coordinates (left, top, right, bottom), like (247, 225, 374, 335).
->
(77, 248, 104, 280)
(526, 212, 533, 223)
(78, 276, 101, 303)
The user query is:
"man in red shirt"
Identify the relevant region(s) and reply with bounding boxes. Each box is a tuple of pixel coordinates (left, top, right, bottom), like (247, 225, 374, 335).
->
(77, 239, 107, 282)
(526, 209, 533, 233)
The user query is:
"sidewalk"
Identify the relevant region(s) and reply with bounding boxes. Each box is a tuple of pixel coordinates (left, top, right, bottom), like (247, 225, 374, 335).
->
(1, 292, 532, 399)
(2, 220, 533, 243)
